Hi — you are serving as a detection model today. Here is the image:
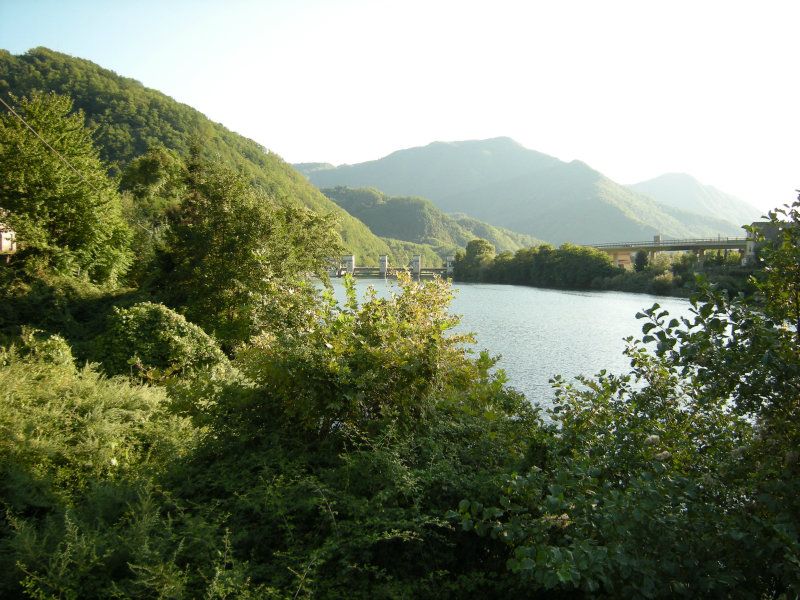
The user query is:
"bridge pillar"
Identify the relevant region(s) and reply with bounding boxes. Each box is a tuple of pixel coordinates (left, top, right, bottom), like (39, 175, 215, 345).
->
(379, 254, 389, 278)
(649, 234, 662, 263)
(342, 254, 356, 274)
(410, 255, 422, 278)
(445, 255, 455, 276)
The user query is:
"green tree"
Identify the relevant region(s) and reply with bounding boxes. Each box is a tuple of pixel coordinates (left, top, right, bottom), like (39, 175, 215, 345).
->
(154, 156, 342, 347)
(634, 250, 648, 272)
(119, 145, 187, 228)
(453, 238, 495, 280)
(458, 198, 800, 596)
(756, 191, 800, 343)
(93, 302, 230, 381)
(0, 92, 131, 284)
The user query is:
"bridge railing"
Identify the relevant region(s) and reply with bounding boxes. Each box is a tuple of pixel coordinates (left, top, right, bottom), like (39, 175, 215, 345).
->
(592, 236, 747, 249)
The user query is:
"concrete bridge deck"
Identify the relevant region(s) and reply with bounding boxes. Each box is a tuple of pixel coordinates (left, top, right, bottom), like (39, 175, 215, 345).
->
(593, 236, 747, 253)
(590, 235, 750, 268)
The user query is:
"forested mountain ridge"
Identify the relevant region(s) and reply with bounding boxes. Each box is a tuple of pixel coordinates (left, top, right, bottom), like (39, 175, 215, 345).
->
(0, 47, 426, 264)
(1, 44, 798, 598)
(629, 172, 762, 228)
(297, 137, 560, 204)
(322, 186, 543, 255)
(443, 159, 745, 244)
(298, 138, 749, 244)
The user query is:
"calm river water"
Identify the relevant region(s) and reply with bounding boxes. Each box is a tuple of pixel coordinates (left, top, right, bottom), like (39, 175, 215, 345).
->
(328, 279, 693, 409)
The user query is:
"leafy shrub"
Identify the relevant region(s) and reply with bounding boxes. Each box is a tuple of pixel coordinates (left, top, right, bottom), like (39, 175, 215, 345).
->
(0, 345, 200, 596)
(94, 301, 228, 380)
(650, 271, 674, 294)
(170, 274, 544, 598)
(235, 274, 477, 435)
(16, 328, 75, 366)
(456, 198, 800, 597)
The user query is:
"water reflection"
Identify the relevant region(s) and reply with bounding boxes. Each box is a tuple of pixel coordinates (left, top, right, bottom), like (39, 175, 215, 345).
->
(326, 279, 693, 408)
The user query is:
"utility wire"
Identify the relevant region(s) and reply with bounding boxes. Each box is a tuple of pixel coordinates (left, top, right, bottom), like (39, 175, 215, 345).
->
(0, 93, 153, 234)
(0, 94, 101, 194)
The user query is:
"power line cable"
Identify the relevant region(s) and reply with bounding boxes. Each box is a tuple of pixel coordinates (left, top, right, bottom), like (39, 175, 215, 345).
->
(0, 94, 102, 194)
(0, 93, 153, 233)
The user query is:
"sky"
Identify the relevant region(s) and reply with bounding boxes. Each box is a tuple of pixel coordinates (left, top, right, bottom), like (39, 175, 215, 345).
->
(1, 0, 798, 212)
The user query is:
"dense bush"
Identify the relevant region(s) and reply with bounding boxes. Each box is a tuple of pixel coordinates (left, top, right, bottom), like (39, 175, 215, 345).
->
(93, 302, 229, 380)
(0, 92, 131, 284)
(169, 274, 544, 597)
(454, 241, 620, 289)
(0, 337, 201, 597)
(152, 156, 341, 348)
(456, 199, 800, 597)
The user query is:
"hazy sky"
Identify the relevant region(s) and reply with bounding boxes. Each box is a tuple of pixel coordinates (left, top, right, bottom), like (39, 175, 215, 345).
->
(1, 0, 797, 211)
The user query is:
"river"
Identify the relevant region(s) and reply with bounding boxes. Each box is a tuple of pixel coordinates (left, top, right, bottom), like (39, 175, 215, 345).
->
(328, 279, 693, 409)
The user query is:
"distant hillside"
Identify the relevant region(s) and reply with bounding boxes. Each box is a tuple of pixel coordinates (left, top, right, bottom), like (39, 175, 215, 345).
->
(298, 137, 560, 203)
(299, 138, 747, 244)
(442, 160, 745, 244)
(0, 48, 419, 264)
(294, 162, 336, 175)
(629, 173, 761, 227)
(322, 187, 542, 256)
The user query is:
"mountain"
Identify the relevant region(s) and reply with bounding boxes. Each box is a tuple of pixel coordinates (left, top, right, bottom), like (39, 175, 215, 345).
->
(436, 160, 745, 244)
(0, 48, 426, 265)
(298, 138, 747, 245)
(322, 187, 543, 255)
(629, 173, 762, 227)
(297, 137, 560, 206)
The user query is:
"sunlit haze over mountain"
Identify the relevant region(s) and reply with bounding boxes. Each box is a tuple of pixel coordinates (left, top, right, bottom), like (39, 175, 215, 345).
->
(2, 0, 797, 212)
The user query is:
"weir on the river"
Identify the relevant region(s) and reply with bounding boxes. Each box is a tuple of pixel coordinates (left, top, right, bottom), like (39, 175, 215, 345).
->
(331, 254, 455, 279)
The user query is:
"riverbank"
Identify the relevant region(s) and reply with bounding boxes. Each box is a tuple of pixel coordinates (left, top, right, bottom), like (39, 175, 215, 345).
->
(329, 278, 693, 406)
(451, 240, 757, 298)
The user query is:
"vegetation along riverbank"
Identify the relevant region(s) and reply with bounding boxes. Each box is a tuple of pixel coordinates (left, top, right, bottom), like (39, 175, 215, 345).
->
(452, 238, 759, 298)
(0, 66, 798, 596)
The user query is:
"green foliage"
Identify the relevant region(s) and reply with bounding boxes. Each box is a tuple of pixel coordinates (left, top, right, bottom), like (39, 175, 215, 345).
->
(0, 91, 131, 284)
(0, 268, 139, 357)
(456, 198, 800, 597)
(0, 47, 413, 262)
(93, 302, 229, 380)
(0, 341, 202, 597)
(455, 237, 755, 298)
(323, 186, 542, 258)
(754, 193, 800, 340)
(119, 146, 187, 221)
(117, 146, 189, 285)
(453, 238, 496, 281)
(171, 273, 542, 597)
(154, 156, 342, 347)
(236, 274, 470, 434)
(455, 241, 618, 289)
(633, 250, 648, 272)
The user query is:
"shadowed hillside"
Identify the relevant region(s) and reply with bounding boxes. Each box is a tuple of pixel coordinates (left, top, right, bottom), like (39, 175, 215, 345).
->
(0, 47, 424, 264)
(322, 186, 543, 255)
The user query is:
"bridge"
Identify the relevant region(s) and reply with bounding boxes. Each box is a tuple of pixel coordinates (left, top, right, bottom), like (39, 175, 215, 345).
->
(591, 234, 751, 268)
(331, 254, 455, 279)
